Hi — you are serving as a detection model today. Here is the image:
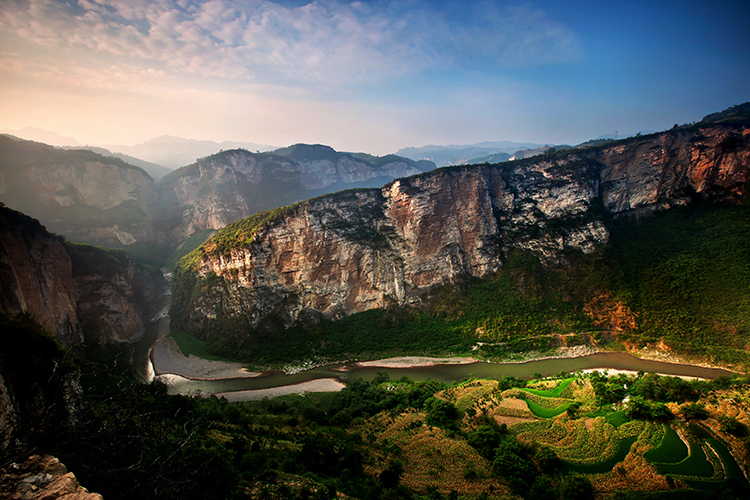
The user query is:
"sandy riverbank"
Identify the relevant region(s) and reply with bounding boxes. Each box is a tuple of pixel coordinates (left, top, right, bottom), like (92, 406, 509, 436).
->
(210, 379, 347, 402)
(337, 356, 478, 371)
(152, 336, 262, 380)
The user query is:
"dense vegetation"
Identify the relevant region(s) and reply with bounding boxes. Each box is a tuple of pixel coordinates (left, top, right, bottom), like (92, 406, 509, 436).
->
(173, 201, 750, 370)
(4, 327, 749, 500)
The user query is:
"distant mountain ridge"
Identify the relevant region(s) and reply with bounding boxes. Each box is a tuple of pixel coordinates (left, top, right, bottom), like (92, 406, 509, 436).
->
(0, 136, 435, 252)
(105, 135, 276, 170)
(157, 144, 436, 242)
(64, 145, 173, 180)
(397, 141, 542, 166)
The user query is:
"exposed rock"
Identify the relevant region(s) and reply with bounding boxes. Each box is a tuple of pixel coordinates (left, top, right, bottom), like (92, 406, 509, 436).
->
(174, 120, 750, 333)
(0, 205, 164, 346)
(0, 209, 82, 345)
(157, 146, 433, 242)
(0, 136, 156, 248)
(0, 455, 102, 500)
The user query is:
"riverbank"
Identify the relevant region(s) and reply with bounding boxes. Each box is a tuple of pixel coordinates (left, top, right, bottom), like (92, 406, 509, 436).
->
(152, 336, 263, 380)
(211, 379, 347, 402)
(336, 356, 478, 371)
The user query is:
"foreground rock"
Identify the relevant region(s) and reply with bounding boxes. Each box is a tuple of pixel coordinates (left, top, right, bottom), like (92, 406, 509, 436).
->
(0, 455, 101, 500)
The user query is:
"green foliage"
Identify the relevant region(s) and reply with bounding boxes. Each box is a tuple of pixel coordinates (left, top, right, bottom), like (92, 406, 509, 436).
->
(180, 203, 305, 269)
(609, 203, 750, 365)
(164, 229, 215, 270)
(644, 425, 689, 463)
(0, 313, 76, 446)
(625, 395, 674, 422)
(681, 402, 709, 420)
(719, 416, 749, 437)
(168, 329, 234, 362)
(560, 474, 595, 500)
(631, 372, 699, 403)
(424, 398, 460, 429)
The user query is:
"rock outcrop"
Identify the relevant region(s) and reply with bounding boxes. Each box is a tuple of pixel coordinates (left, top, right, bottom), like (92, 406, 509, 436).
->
(157, 145, 433, 241)
(0, 205, 164, 346)
(173, 114, 750, 333)
(0, 455, 102, 500)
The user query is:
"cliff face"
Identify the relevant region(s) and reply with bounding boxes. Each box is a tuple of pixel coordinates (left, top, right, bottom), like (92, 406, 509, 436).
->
(0, 205, 164, 346)
(174, 120, 749, 332)
(157, 146, 432, 241)
(0, 136, 157, 247)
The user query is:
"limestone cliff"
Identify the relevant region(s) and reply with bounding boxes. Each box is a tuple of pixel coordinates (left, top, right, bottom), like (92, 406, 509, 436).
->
(157, 144, 433, 241)
(0, 205, 164, 346)
(0, 135, 157, 247)
(173, 113, 749, 333)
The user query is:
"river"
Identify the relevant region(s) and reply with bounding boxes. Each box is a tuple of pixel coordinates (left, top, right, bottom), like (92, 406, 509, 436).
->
(133, 309, 735, 399)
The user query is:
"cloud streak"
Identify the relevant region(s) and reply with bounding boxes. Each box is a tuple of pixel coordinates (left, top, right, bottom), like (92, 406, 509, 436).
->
(0, 0, 582, 87)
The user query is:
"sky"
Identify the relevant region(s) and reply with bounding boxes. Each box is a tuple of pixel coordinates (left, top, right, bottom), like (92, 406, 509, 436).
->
(1, 0, 749, 155)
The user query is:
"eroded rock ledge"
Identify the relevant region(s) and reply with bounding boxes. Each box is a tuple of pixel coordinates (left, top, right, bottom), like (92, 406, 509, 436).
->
(0, 455, 101, 500)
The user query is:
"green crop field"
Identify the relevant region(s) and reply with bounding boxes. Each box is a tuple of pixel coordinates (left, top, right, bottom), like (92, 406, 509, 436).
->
(653, 441, 715, 478)
(521, 377, 575, 397)
(525, 399, 572, 418)
(644, 424, 689, 463)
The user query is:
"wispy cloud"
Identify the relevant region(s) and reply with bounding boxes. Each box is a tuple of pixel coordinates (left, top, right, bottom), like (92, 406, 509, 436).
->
(0, 0, 582, 87)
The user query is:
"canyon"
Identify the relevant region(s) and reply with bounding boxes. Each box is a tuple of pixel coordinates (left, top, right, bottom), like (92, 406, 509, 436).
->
(0, 136, 434, 250)
(173, 114, 750, 334)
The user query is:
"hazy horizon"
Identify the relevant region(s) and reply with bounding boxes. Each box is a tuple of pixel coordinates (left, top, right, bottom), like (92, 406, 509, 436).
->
(1, 0, 748, 156)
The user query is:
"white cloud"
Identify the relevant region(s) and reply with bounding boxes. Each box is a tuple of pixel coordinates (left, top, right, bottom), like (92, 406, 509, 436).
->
(0, 0, 582, 87)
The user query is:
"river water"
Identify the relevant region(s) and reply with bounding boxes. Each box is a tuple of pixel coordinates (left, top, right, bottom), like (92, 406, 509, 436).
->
(133, 311, 734, 398)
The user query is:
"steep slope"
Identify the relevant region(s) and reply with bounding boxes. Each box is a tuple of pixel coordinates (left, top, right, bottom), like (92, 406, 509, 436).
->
(157, 144, 434, 242)
(0, 135, 157, 247)
(0, 204, 164, 346)
(173, 105, 750, 338)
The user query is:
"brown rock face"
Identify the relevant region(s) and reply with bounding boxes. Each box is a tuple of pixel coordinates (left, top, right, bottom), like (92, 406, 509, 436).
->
(0, 206, 164, 346)
(157, 146, 430, 242)
(0, 211, 82, 345)
(0, 455, 102, 500)
(175, 122, 750, 332)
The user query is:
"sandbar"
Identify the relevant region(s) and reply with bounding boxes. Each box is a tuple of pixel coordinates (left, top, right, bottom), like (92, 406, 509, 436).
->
(152, 336, 262, 380)
(211, 378, 347, 401)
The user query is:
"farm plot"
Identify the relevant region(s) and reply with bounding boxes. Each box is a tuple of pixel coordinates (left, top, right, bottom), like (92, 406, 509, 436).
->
(644, 424, 689, 463)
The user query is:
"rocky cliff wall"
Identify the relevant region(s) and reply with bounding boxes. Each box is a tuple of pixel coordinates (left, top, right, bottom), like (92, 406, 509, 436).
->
(0, 205, 164, 346)
(0, 136, 157, 247)
(174, 121, 749, 332)
(157, 147, 430, 242)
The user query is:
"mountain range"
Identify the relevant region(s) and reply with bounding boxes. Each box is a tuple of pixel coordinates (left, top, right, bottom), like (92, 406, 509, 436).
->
(1, 103, 750, 500)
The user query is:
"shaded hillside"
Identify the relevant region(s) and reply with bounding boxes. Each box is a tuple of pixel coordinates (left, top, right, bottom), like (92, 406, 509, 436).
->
(172, 104, 750, 367)
(0, 135, 157, 247)
(0, 204, 164, 346)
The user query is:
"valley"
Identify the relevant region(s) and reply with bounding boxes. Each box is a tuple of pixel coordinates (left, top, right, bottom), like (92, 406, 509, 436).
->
(1, 103, 750, 500)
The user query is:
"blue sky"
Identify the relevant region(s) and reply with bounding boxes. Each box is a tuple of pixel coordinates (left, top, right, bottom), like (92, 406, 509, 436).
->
(0, 0, 748, 154)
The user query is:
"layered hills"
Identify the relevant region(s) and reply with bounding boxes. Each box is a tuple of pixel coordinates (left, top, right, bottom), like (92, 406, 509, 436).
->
(172, 104, 750, 365)
(157, 144, 433, 243)
(0, 137, 434, 255)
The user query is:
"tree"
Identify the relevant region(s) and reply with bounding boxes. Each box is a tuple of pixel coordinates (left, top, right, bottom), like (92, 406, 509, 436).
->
(560, 474, 594, 500)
